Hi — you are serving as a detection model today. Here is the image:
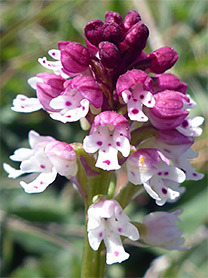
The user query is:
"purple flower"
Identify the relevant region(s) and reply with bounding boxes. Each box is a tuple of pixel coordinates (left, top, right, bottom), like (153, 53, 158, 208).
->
(126, 148, 186, 206)
(116, 69, 155, 121)
(87, 199, 139, 264)
(83, 111, 130, 170)
(3, 130, 77, 193)
(146, 90, 190, 130)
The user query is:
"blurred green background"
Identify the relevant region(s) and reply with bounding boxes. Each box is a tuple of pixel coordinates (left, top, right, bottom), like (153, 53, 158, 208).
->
(0, 0, 207, 277)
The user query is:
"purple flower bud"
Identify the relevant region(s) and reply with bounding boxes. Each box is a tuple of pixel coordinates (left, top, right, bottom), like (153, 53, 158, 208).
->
(98, 41, 121, 68)
(105, 11, 123, 27)
(153, 73, 188, 94)
(101, 22, 124, 45)
(58, 41, 90, 75)
(123, 10, 141, 31)
(84, 19, 104, 47)
(147, 47, 178, 73)
(146, 90, 190, 130)
(35, 73, 65, 111)
(119, 21, 149, 53)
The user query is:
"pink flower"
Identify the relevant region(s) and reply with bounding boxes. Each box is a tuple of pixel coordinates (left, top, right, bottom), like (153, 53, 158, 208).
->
(116, 69, 155, 121)
(3, 130, 77, 193)
(49, 75, 103, 123)
(83, 111, 130, 170)
(87, 199, 139, 264)
(141, 209, 187, 250)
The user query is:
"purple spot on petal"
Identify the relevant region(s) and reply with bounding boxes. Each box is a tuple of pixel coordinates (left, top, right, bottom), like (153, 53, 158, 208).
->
(40, 164, 45, 169)
(43, 60, 46, 64)
(21, 106, 25, 109)
(133, 98, 137, 102)
(148, 100, 151, 104)
(103, 160, 111, 165)
(116, 142, 121, 147)
(164, 172, 169, 176)
(108, 143, 111, 146)
(34, 186, 38, 189)
(193, 173, 197, 176)
(67, 115, 71, 118)
(65, 101, 71, 106)
(114, 251, 119, 257)
(118, 228, 122, 233)
(140, 95, 144, 99)
(99, 232, 103, 237)
(132, 108, 139, 114)
(40, 181, 43, 184)
(52, 52, 55, 56)
(97, 141, 103, 146)
(182, 120, 189, 128)
(82, 106, 85, 110)
(131, 171, 135, 176)
(20, 98, 26, 101)
(128, 95, 131, 100)
(162, 188, 168, 194)
(158, 172, 162, 175)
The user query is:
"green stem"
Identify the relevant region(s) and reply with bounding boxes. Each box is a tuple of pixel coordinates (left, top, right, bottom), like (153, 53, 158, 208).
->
(115, 183, 144, 209)
(81, 219, 106, 278)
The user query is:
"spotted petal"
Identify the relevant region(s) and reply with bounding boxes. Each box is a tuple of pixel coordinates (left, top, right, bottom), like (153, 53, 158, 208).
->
(11, 94, 43, 113)
(20, 167, 57, 193)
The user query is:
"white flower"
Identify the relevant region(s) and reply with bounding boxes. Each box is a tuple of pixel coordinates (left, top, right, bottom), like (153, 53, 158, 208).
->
(87, 199, 139, 265)
(83, 111, 130, 171)
(3, 130, 77, 193)
(141, 209, 187, 250)
(126, 148, 186, 206)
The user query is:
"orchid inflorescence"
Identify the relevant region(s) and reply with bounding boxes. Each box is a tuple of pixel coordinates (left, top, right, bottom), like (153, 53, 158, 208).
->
(4, 10, 204, 266)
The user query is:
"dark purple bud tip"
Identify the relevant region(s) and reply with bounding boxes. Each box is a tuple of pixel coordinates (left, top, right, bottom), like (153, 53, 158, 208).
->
(105, 11, 123, 27)
(102, 22, 124, 45)
(84, 19, 104, 46)
(123, 10, 141, 31)
(98, 41, 121, 68)
(148, 47, 179, 74)
(119, 21, 149, 53)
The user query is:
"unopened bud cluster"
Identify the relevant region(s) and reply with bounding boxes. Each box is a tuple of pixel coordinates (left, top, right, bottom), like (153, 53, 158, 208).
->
(4, 10, 204, 265)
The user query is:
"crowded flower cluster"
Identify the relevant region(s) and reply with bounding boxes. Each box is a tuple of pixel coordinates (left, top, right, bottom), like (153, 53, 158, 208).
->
(4, 10, 204, 265)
